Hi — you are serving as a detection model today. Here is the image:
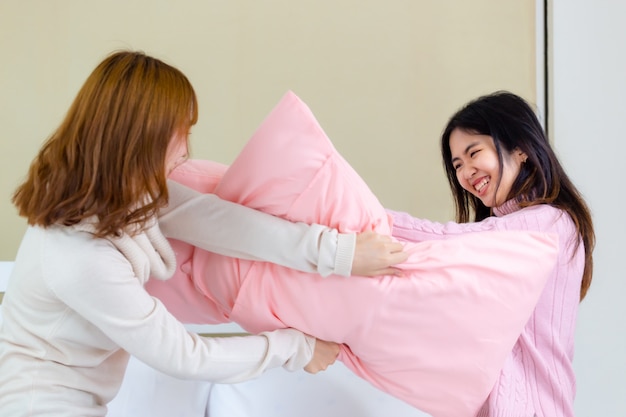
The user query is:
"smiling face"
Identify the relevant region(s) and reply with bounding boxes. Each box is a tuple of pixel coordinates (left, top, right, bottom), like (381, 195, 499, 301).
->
(449, 128, 526, 208)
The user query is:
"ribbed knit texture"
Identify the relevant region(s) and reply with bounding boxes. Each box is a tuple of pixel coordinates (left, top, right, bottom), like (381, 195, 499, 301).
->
(389, 202, 584, 417)
(334, 232, 356, 277)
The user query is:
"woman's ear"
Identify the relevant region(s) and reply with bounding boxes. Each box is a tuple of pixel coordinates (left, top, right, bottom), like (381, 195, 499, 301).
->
(514, 148, 528, 164)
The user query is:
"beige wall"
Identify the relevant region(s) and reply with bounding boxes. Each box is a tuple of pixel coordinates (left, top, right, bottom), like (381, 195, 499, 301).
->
(0, 0, 537, 260)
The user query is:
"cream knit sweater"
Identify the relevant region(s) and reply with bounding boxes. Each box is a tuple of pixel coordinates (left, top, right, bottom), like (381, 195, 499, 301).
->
(0, 183, 355, 417)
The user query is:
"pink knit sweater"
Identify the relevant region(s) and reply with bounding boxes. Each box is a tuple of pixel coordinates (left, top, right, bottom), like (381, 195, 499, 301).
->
(389, 202, 584, 417)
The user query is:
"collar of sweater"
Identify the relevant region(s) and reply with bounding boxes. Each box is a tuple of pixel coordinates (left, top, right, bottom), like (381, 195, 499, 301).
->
(493, 199, 521, 217)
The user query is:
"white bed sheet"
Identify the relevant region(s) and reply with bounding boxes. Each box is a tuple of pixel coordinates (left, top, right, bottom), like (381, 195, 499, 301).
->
(108, 354, 431, 417)
(207, 362, 430, 417)
(106, 355, 213, 417)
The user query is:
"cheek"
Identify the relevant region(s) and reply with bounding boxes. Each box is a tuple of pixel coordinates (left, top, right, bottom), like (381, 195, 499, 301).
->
(478, 153, 501, 177)
(167, 142, 187, 165)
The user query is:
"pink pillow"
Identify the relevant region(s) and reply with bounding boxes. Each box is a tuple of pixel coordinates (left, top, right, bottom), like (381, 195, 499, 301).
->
(214, 94, 391, 235)
(147, 160, 229, 324)
(154, 92, 557, 417)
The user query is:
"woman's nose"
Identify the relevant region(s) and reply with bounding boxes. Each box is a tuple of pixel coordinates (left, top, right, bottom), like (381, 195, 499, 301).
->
(462, 164, 476, 180)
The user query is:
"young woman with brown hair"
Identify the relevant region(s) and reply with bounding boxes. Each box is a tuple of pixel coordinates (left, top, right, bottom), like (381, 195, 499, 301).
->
(0, 51, 405, 417)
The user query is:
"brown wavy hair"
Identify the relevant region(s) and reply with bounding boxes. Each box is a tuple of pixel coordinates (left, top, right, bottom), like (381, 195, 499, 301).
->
(13, 50, 198, 238)
(440, 91, 595, 300)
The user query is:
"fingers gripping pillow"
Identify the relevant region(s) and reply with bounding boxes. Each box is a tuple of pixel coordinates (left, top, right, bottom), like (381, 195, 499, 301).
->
(161, 92, 558, 417)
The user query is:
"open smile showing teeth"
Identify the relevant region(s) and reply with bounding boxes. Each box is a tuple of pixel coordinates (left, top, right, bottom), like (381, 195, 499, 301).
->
(474, 177, 489, 193)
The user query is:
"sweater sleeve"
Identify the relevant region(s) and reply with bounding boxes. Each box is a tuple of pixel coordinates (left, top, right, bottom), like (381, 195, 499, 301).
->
(387, 205, 565, 242)
(387, 209, 501, 242)
(158, 180, 354, 277)
(46, 239, 315, 383)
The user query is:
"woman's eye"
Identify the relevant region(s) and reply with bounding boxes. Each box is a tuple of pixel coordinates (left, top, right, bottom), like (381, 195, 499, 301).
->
(470, 150, 480, 158)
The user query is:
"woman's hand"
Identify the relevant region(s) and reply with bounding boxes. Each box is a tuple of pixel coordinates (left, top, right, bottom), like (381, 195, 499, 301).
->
(352, 231, 408, 277)
(303, 339, 340, 374)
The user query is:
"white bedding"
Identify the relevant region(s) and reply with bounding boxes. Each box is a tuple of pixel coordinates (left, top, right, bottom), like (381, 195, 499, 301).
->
(107, 320, 430, 416)
(108, 355, 430, 417)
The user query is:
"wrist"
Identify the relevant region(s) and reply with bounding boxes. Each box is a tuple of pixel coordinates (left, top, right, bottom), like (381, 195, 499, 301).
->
(334, 232, 355, 277)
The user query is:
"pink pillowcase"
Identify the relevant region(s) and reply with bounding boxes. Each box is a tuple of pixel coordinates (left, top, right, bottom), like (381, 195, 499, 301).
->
(147, 160, 229, 324)
(154, 91, 557, 417)
(214, 93, 392, 235)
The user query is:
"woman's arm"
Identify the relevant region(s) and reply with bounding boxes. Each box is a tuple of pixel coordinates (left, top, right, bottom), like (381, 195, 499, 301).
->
(160, 181, 405, 277)
(387, 205, 559, 242)
(388, 209, 495, 242)
(46, 235, 320, 382)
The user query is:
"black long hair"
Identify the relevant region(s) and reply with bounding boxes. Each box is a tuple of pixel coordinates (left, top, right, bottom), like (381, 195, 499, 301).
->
(440, 91, 594, 300)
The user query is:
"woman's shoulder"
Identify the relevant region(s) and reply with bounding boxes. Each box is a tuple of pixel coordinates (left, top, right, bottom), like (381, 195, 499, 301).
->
(40, 225, 129, 279)
(44, 223, 116, 252)
(11, 226, 131, 301)
(506, 204, 576, 235)
(515, 203, 562, 217)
